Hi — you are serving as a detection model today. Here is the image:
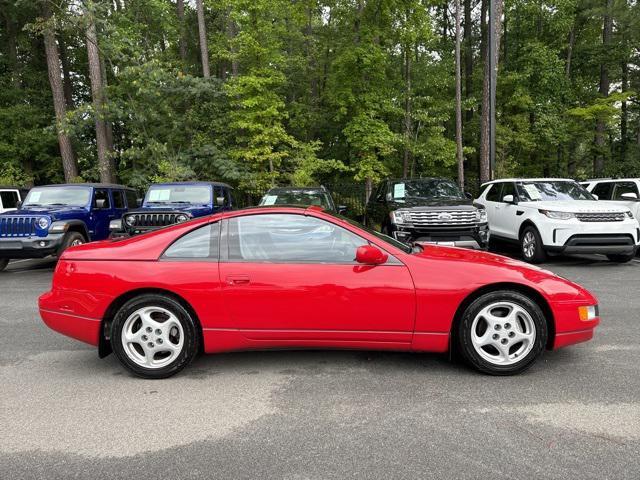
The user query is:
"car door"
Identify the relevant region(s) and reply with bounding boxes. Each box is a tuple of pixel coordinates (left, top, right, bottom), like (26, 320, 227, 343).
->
(111, 189, 127, 222)
(218, 213, 415, 346)
(492, 182, 520, 239)
(480, 182, 502, 234)
(0, 190, 19, 214)
(91, 189, 114, 240)
(611, 182, 640, 219)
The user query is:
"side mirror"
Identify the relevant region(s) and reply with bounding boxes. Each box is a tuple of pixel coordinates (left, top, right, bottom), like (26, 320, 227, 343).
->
(502, 194, 515, 204)
(109, 219, 123, 232)
(620, 192, 639, 201)
(216, 196, 226, 207)
(95, 199, 106, 209)
(355, 245, 388, 265)
(136, 198, 142, 207)
(592, 194, 599, 200)
(465, 191, 473, 199)
(16, 201, 22, 209)
(337, 205, 348, 214)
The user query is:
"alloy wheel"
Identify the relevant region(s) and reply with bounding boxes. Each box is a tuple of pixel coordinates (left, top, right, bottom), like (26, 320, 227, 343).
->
(522, 231, 536, 260)
(470, 301, 536, 366)
(121, 306, 185, 369)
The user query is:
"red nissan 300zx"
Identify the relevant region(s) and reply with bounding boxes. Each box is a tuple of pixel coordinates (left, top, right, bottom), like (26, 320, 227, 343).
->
(39, 206, 599, 378)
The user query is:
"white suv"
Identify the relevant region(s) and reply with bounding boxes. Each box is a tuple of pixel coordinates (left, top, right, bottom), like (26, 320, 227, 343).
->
(0, 187, 28, 214)
(581, 179, 640, 222)
(475, 178, 639, 263)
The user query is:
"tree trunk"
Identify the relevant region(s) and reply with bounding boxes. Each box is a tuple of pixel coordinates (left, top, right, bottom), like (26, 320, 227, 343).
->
(57, 36, 74, 108)
(196, 0, 210, 78)
(86, 15, 115, 183)
(402, 38, 412, 178)
(42, 3, 78, 182)
(99, 54, 114, 152)
(4, 13, 20, 89)
(479, 0, 503, 184)
(463, 0, 473, 123)
(176, 0, 187, 62)
(620, 60, 628, 161)
(566, 25, 575, 79)
(455, 0, 464, 188)
(594, 0, 612, 176)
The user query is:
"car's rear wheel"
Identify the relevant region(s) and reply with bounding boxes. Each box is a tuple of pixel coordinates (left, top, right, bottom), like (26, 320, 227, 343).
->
(56, 231, 86, 257)
(606, 253, 635, 263)
(111, 294, 200, 379)
(0, 258, 8, 272)
(520, 226, 546, 263)
(457, 290, 548, 375)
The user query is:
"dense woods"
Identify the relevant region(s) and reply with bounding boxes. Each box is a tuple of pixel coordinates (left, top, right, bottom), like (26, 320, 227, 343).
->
(1, 0, 639, 195)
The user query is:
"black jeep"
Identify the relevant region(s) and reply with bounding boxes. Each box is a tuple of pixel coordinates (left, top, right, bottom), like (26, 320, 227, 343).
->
(364, 178, 489, 249)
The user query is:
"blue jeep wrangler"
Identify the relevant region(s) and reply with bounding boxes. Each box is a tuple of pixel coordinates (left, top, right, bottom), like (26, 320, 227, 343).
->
(0, 183, 137, 272)
(110, 181, 234, 236)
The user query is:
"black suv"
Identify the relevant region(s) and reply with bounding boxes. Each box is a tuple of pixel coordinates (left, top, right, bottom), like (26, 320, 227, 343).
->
(259, 186, 346, 214)
(364, 178, 489, 249)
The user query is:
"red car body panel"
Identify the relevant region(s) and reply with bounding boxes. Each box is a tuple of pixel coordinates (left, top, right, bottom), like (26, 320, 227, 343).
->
(39, 207, 600, 357)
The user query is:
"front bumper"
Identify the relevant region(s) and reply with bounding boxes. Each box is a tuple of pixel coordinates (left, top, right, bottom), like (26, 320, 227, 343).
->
(540, 219, 640, 255)
(392, 223, 490, 250)
(0, 233, 65, 258)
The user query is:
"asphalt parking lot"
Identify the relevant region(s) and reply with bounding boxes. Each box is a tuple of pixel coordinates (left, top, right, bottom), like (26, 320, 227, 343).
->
(1, 254, 639, 479)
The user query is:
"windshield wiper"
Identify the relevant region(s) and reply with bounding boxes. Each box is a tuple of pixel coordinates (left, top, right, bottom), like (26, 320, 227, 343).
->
(146, 201, 169, 204)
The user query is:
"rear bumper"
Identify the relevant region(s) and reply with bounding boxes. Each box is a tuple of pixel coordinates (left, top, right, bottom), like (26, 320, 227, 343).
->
(0, 233, 65, 258)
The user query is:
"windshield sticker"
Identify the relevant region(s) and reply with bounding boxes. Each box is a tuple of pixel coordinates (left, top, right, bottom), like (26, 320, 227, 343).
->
(29, 192, 41, 202)
(393, 183, 406, 199)
(523, 184, 543, 201)
(263, 195, 277, 205)
(148, 189, 171, 201)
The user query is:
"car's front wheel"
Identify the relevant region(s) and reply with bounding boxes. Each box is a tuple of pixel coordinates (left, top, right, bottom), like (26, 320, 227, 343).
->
(0, 258, 8, 272)
(111, 294, 200, 379)
(520, 226, 546, 263)
(457, 290, 548, 375)
(56, 231, 86, 257)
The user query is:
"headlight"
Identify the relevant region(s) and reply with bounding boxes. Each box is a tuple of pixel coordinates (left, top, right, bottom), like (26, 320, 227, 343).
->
(391, 210, 411, 224)
(37, 217, 50, 229)
(539, 209, 575, 220)
(109, 219, 123, 231)
(125, 215, 136, 226)
(625, 211, 634, 219)
(476, 209, 487, 222)
(175, 214, 189, 223)
(578, 305, 599, 321)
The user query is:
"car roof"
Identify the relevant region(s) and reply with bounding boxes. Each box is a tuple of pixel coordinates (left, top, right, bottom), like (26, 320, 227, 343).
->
(385, 177, 454, 183)
(584, 178, 640, 182)
(481, 178, 576, 187)
(150, 181, 232, 188)
(37, 183, 135, 190)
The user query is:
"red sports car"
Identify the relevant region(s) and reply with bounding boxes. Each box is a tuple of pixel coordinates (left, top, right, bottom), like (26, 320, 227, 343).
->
(39, 206, 599, 378)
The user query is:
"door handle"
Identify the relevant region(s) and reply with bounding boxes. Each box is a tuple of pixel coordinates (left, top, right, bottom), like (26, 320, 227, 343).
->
(226, 275, 250, 285)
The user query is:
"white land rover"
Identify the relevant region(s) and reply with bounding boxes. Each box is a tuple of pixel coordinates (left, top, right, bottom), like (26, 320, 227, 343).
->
(475, 178, 639, 263)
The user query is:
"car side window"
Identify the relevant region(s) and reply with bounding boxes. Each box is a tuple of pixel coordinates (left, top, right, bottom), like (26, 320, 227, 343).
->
(227, 214, 365, 263)
(163, 223, 220, 259)
(0, 191, 19, 209)
(93, 189, 111, 209)
(485, 184, 502, 202)
(591, 182, 613, 200)
(501, 183, 516, 201)
(125, 190, 138, 208)
(112, 190, 126, 209)
(612, 182, 639, 200)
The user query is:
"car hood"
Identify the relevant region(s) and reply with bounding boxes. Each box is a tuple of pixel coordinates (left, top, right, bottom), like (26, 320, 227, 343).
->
(2, 206, 88, 218)
(133, 204, 211, 216)
(390, 197, 475, 210)
(520, 200, 629, 213)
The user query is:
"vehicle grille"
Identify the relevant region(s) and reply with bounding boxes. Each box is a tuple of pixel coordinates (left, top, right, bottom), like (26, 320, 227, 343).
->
(124, 213, 181, 229)
(0, 217, 37, 237)
(408, 210, 477, 226)
(575, 212, 625, 222)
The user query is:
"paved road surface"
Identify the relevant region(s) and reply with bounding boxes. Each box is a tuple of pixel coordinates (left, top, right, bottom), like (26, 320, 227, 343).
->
(1, 255, 639, 479)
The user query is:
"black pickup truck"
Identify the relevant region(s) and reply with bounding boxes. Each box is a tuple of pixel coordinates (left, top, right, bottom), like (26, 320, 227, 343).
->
(364, 178, 489, 249)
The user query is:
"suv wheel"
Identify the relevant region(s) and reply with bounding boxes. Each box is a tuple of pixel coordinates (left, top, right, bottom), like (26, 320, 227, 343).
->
(457, 290, 547, 375)
(0, 258, 8, 272)
(607, 253, 635, 263)
(111, 294, 200, 379)
(520, 226, 546, 263)
(56, 231, 86, 257)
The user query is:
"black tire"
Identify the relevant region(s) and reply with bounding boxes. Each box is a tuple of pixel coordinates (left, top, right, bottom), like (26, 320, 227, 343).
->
(111, 294, 200, 379)
(56, 231, 86, 257)
(0, 258, 8, 272)
(520, 225, 546, 263)
(456, 290, 548, 375)
(607, 253, 635, 263)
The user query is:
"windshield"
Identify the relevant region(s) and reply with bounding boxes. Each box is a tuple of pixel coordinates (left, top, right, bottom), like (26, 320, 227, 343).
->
(335, 214, 413, 254)
(260, 190, 334, 210)
(391, 179, 464, 201)
(145, 185, 211, 204)
(516, 181, 594, 202)
(23, 187, 91, 207)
